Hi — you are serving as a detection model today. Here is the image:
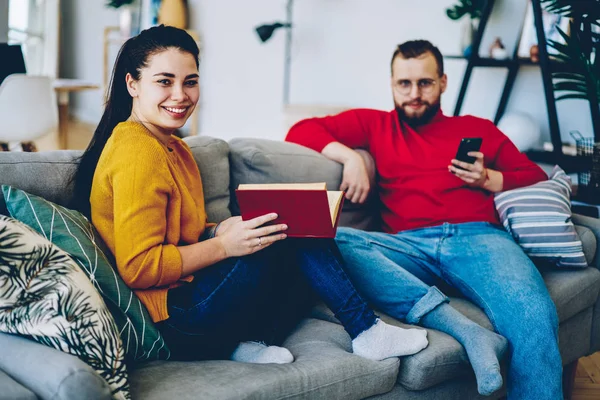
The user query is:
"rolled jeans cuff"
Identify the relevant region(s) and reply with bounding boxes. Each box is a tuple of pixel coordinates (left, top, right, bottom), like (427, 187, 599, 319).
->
(405, 286, 448, 324)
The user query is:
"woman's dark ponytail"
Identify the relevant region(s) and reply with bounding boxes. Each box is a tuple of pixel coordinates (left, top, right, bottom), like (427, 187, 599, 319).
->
(70, 25, 199, 217)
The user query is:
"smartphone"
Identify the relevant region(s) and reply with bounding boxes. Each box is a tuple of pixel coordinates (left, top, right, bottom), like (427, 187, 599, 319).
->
(455, 138, 483, 165)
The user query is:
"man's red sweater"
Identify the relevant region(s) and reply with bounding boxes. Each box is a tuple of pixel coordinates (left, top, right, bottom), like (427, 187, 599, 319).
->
(285, 109, 548, 233)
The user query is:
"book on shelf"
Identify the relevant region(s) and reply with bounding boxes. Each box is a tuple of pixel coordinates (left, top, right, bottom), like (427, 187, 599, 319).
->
(235, 182, 345, 238)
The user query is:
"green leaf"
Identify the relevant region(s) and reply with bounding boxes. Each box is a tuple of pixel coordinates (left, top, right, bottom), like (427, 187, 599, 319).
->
(555, 93, 590, 101)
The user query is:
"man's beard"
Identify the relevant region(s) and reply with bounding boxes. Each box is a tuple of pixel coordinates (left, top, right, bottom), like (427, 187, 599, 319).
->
(395, 99, 441, 128)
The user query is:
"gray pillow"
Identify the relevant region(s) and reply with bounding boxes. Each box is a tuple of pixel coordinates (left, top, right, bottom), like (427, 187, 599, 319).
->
(494, 166, 587, 268)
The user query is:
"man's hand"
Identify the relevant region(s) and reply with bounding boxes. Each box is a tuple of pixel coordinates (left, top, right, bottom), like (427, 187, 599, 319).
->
(322, 142, 373, 204)
(449, 151, 503, 193)
(340, 152, 370, 204)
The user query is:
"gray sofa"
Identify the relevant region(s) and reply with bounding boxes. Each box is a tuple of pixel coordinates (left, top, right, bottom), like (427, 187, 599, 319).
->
(1, 135, 599, 400)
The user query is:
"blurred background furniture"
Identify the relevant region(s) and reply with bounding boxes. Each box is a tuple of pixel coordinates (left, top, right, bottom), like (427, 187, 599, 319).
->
(0, 74, 58, 148)
(53, 79, 99, 149)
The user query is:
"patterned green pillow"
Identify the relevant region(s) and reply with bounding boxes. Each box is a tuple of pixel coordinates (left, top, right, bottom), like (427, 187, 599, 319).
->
(1, 185, 170, 363)
(0, 215, 130, 399)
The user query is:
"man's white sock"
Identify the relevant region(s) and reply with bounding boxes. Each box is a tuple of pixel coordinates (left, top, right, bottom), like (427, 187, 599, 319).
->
(352, 319, 429, 361)
(230, 341, 294, 364)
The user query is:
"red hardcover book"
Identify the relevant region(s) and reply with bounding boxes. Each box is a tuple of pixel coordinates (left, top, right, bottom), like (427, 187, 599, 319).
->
(235, 182, 345, 238)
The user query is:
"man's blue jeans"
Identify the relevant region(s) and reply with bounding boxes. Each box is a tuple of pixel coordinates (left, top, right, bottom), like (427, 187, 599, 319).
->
(158, 239, 377, 361)
(336, 222, 561, 400)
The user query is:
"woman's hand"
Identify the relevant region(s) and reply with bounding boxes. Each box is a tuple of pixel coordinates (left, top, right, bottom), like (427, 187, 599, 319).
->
(216, 213, 288, 257)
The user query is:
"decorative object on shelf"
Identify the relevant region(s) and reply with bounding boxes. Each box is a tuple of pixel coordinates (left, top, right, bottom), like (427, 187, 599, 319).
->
(106, 0, 142, 38)
(446, 0, 485, 56)
(517, 0, 570, 60)
(459, 18, 476, 57)
(543, 0, 600, 141)
(489, 37, 508, 59)
(255, 0, 294, 105)
(150, 0, 161, 25)
(529, 44, 540, 62)
(158, 0, 188, 30)
(497, 112, 542, 152)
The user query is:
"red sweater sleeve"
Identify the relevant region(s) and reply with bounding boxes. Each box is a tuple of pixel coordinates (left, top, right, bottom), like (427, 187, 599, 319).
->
(487, 121, 548, 191)
(285, 109, 380, 152)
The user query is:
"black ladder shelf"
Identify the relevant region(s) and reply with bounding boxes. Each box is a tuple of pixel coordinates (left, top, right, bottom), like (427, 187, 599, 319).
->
(449, 0, 593, 173)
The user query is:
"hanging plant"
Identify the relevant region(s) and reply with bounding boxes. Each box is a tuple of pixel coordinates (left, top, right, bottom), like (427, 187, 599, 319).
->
(106, 0, 135, 8)
(446, 0, 486, 20)
(542, 0, 600, 137)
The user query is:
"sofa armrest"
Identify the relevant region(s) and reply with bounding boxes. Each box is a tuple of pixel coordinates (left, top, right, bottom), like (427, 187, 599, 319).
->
(572, 213, 600, 269)
(0, 369, 36, 400)
(0, 333, 111, 400)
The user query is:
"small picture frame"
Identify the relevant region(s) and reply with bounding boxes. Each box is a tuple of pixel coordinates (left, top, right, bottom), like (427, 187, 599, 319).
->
(517, 0, 570, 60)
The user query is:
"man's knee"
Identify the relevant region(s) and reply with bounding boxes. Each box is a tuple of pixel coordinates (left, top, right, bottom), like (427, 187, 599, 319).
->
(501, 296, 559, 337)
(335, 227, 370, 247)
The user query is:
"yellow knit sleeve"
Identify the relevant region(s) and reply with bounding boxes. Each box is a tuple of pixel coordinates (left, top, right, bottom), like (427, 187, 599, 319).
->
(111, 141, 183, 289)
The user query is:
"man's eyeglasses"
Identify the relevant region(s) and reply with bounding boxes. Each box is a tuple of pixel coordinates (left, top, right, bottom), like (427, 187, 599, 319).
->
(394, 79, 437, 95)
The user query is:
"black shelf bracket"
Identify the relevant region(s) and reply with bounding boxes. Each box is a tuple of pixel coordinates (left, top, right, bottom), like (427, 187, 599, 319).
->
(453, 0, 496, 117)
(449, 0, 600, 170)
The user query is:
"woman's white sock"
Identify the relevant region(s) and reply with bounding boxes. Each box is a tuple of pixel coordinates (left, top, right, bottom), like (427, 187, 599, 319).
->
(230, 341, 294, 364)
(352, 319, 429, 361)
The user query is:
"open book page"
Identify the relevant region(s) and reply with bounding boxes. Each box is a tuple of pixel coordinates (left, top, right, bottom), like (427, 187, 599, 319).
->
(238, 182, 327, 190)
(326, 191, 344, 226)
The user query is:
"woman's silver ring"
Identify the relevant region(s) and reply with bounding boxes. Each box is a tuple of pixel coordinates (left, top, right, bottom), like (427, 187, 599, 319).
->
(258, 237, 262, 246)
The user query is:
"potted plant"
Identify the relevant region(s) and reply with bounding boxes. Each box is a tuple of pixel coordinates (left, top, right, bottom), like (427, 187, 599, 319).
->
(446, 0, 486, 56)
(543, 0, 600, 140)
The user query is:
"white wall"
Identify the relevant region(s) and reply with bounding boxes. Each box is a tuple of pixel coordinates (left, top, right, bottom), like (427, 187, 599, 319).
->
(0, 0, 8, 42)
(61, 0, 594, 145)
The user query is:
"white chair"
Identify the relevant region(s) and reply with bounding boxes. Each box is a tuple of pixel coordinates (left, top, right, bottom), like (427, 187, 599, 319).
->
(0, 74, 58, 146)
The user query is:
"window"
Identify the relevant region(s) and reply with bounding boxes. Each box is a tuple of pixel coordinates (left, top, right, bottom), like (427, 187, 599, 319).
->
(8, 0, 59, 77)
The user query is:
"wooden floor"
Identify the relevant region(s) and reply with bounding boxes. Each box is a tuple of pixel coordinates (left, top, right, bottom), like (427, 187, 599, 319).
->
(573, 353, 600, 400)
(36, 119, 600, 399)
(35, 118, 95, 151)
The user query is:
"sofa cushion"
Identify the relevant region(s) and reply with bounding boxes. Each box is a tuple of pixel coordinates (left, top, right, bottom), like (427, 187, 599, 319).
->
(0, 369, 36, 400)
(310, 263, 600, 391)
(228, 138, 380, 231)
(0, 136, 232, 224)
(184, 136, 232, 223)
(494, 166, 587, 268)
(0, 215, 130, 399)
(0, 332, 111, 400)
(0, 150, 80, 207)
(2, 185, 170, 363)
(576, 225, 597, 266)
(129, 318, 399, 400)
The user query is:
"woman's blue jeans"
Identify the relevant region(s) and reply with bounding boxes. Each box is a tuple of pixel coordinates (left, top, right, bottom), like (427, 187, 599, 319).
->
(335, 222, 562, 400)
(158, 238, 377, 361)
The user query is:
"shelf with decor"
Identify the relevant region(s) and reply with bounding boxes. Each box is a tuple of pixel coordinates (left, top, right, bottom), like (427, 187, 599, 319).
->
(445, 55, 582, 72)
(447, 0, 600, 174)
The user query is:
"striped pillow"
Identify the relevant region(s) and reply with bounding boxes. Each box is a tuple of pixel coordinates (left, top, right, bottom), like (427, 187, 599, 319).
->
(494, 166, 587, 268)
